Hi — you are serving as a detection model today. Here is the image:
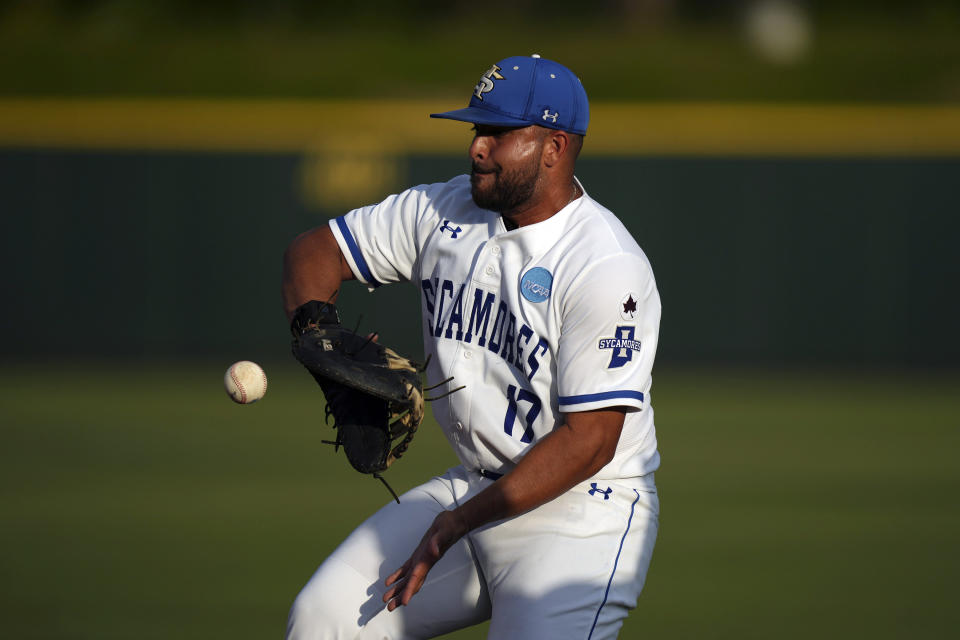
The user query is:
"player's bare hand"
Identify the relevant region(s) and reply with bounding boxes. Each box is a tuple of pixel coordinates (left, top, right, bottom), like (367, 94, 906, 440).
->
(383, 509, 469, 611)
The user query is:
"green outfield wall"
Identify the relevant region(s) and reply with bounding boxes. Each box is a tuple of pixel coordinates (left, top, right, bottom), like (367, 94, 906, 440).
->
(2, 101, 958, 366)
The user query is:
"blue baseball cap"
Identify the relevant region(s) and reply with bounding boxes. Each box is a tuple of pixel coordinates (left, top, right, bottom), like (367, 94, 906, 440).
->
(430, 54, 589, 135)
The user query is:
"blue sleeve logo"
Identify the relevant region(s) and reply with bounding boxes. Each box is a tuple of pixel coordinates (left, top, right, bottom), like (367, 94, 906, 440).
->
(599, 326, 641, 368)
(520, 267, 553, 303)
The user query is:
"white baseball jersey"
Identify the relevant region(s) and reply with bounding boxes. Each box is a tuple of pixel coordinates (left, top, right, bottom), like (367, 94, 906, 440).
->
(329, 174, 661, 481)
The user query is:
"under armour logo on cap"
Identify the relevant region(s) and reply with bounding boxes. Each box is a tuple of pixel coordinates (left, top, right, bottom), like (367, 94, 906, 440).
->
(542, 109, 559, 123)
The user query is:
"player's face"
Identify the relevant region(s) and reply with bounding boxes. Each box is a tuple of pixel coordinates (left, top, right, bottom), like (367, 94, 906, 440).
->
(469, 125, 546, 213)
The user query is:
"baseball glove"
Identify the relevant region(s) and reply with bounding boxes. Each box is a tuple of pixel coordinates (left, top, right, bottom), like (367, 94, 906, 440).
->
(291, 300, 425, 503)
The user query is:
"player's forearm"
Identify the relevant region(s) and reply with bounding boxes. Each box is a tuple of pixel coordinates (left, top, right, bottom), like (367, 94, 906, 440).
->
(282, 226, 354, 320)
(454, 410, 623, 532)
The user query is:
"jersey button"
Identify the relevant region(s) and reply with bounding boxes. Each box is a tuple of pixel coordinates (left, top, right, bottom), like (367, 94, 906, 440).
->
(456, 422, 464, 431)
(463, 350, 473, 359)
(491, 245, 501, 256)
(484, 265, 495, 275)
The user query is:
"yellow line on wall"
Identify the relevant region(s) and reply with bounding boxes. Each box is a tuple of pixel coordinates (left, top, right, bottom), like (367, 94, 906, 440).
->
(1, 99, 959, 155)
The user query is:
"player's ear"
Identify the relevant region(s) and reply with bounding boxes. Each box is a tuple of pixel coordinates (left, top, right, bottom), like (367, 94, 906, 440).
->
(541, 129, 570, 168)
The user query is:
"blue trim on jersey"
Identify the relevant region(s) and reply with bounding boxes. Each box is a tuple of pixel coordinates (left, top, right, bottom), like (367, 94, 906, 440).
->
(587, 489, 641, 640)
(335, 216, 379, 287)
(558, 390, 644, 405)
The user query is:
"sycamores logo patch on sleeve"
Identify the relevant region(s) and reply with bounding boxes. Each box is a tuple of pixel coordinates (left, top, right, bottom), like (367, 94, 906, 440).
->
(598, 326, 641, 369)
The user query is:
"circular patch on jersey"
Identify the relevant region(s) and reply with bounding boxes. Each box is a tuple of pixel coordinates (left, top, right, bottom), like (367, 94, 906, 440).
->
(620, 292, 639, 320)
(520, 267, 553, 303)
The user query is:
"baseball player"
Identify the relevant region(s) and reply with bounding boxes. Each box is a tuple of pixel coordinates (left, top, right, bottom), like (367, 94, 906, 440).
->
(282, 54, 661, 639)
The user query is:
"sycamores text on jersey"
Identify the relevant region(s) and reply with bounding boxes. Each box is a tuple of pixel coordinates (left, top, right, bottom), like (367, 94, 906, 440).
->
(421, 277, 549, 382)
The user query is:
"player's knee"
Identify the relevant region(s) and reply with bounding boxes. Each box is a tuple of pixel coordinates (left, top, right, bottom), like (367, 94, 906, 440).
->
(285, 588, 316, 640)
(286, 586, 346, 640)
(286, 565, 383, 640)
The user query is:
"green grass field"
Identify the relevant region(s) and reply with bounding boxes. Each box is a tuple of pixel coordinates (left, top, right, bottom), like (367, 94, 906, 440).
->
(1, 363, 957, 639)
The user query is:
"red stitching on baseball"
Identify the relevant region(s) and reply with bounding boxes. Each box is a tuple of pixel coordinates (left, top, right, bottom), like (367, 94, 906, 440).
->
(230, 366, 247, 404)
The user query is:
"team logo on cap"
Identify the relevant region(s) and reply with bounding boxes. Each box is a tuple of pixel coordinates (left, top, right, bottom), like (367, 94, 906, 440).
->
(474, 64, 505, 101)
(520, 267, 553, 303)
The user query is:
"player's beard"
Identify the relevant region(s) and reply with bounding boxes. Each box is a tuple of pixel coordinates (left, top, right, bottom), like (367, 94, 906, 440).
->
(470, 158, 540, 213)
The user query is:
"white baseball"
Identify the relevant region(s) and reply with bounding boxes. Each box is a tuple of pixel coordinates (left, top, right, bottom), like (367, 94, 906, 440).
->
(224, 361, 268, 404)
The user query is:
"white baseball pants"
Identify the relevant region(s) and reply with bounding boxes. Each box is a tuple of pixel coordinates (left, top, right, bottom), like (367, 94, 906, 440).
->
(286, 465, 658, 640)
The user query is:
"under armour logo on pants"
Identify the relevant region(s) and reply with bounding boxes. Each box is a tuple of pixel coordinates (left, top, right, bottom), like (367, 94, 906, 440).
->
(588, 482, 612, 500)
